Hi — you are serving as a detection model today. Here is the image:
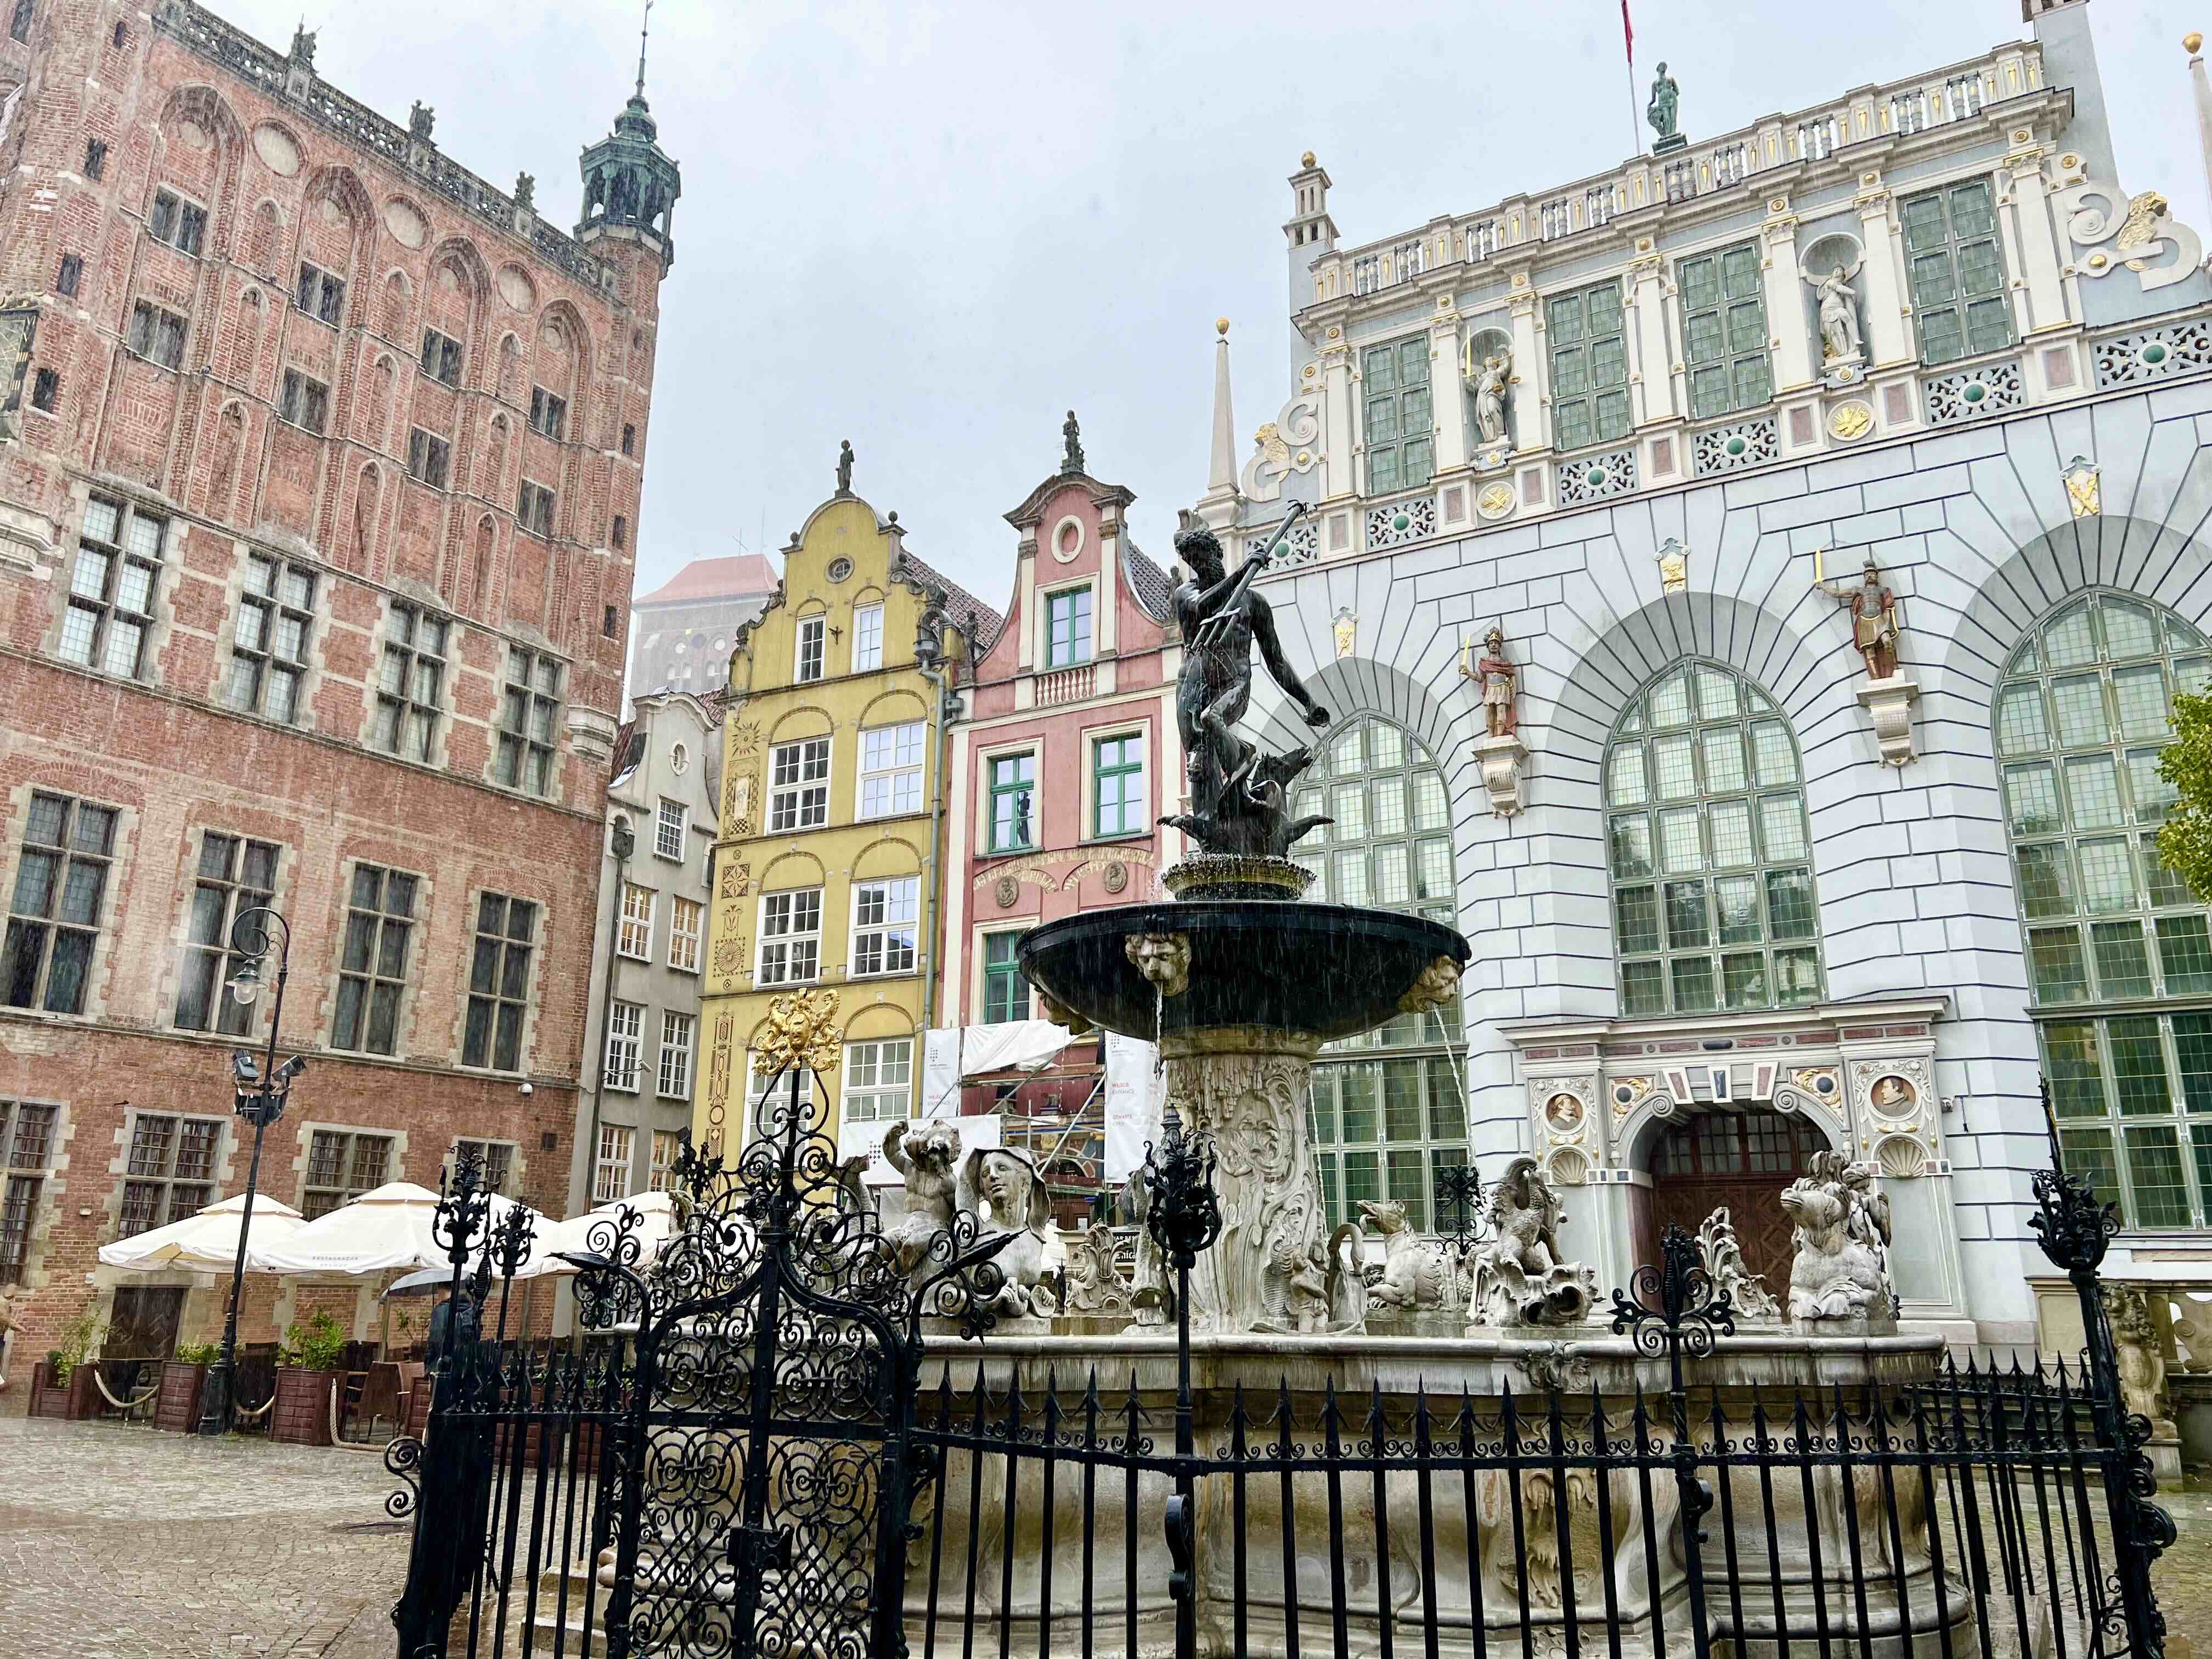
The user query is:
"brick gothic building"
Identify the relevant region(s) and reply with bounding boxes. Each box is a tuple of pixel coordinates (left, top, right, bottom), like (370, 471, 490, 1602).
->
(0, 0, 679, 1385)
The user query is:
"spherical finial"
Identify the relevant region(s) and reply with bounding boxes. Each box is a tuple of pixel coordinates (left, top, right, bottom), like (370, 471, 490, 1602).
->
(2189, 30, 2205, 53)
(1215, 317, 1230, 337)
(1301, 150, 1316, 167)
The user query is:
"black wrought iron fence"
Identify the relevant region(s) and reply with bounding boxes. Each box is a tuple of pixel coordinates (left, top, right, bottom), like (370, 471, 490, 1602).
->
(387, 1060, 2175, 1659)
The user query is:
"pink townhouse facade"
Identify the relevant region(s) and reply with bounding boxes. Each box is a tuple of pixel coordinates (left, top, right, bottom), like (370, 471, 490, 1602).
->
(938, 436, 1182, 1206)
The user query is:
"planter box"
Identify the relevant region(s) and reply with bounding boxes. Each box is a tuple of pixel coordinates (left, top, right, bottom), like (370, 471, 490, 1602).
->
(154, 1361, 207, 1433)
(30, 1362, 98, 1420)
(269, 1367, 338, 1447)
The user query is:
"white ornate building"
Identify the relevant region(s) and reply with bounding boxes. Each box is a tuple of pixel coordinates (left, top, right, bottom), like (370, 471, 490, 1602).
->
(1209, 0, 2212, 1344)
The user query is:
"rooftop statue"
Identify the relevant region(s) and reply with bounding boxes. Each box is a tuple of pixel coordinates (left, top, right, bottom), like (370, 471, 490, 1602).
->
(1159, 505, 1332, 859)
(1647, 63, 1681, 148)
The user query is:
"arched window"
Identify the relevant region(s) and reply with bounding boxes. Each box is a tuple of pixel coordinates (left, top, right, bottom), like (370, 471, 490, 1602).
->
(1290, 719, 1463, 1228)
(1605, 662, 1822, 1015)
(1997, 591, 2212, 1227)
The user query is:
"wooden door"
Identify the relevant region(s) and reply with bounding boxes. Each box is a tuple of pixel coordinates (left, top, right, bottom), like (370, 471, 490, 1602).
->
(1640, 1111, 1827, 1295)
(108, 1285, 185, 1358)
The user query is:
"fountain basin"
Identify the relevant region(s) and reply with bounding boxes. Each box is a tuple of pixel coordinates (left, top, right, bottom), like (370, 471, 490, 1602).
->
(1017, 899, 1469, 1042)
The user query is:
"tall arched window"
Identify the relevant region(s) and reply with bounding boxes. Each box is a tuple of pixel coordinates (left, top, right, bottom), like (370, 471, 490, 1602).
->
(1997, 591, 2212, 1227)
(1605, 662, 1822, 1015)
(1290, 719, 1463, 1228)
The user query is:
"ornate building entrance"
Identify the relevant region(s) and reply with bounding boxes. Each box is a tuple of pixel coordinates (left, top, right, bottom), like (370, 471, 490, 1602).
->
(1641, 1109, 1827, 1293)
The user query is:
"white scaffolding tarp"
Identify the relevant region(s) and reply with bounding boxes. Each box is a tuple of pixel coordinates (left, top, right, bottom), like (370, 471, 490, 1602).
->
(837, 1112, 1004, 1188)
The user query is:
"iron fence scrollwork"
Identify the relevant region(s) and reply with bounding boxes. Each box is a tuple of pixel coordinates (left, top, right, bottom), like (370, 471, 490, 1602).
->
(392, 1077, 2178, 1659)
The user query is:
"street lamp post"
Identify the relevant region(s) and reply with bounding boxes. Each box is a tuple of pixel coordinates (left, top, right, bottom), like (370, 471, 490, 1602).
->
(196, 907, 305, 1436)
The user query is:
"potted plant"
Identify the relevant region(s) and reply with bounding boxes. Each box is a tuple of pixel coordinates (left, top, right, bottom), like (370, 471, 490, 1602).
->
(155, 1340, 217, 1434)
(270, 1310, 347, 1446)
(32, 1315, 103, 1420)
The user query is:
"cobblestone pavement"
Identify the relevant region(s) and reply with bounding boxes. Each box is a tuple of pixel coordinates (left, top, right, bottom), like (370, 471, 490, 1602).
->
(2159, 1472, 2212, 1651)
(0, 1417, 410, 1658)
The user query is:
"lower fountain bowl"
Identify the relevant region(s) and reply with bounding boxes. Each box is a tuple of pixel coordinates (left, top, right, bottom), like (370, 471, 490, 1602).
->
(1017, 900, 1470, 1044)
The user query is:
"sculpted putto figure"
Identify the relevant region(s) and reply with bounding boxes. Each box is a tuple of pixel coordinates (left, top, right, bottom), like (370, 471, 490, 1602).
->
(881, 1120, 962, 1282)
(1468, 1158, 1599, 1327)
(1782, 1150, 1894, 1322)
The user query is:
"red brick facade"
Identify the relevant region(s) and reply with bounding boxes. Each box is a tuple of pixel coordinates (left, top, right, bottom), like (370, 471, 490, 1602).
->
(0, 0, 674, 1393)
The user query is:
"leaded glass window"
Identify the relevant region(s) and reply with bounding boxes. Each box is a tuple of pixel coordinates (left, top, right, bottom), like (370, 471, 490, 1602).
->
(1548, 281, 1630, 450)
(1605, 663, 1822, 1015)
(1291, 720, 1462, 1228)
(1361, 337, 1432, 496)
(1999, 592, 2212, 1227)
(1903, 178, 2012, 367)
(1679, 242, 1771, 420)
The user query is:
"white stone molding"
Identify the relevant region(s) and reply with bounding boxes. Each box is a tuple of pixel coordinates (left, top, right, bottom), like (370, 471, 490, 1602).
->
(1470, 730, 1526, 817)
(1855, 673, 1920, 766)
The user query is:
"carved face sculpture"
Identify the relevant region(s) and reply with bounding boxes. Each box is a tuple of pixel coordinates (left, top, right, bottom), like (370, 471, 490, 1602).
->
(962, 1148, 1050, 1235)
(1124, 932, 1192, 999)
(1545, 1093, 1585, 1134)
(1869, 1075, 1915, 1113)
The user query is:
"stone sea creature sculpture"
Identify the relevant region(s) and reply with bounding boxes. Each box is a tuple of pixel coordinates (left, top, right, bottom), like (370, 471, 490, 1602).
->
(1324, 1217, 1370, 1331)
(1697, 1206, 1780, 1322)
(1782, 1150, 1894, 1321)
(1467, 1158, 1599, 1327)
(1358, 1199, 1468, 1312)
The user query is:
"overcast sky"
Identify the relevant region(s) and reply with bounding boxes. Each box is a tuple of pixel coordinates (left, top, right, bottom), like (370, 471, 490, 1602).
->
(212, 0, 2207, 608)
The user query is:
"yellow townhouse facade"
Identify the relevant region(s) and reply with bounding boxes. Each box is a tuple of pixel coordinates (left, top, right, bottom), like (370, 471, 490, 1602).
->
(692, 476, 1001, 1154)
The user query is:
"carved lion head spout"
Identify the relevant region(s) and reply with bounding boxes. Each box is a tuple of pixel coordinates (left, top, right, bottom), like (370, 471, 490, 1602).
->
(1124, 931, 1192, 999)
(1397, 955, 1464, 1016)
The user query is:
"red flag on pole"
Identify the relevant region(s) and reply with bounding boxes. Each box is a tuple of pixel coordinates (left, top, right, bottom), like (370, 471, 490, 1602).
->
(1622, 0, 1634, 62)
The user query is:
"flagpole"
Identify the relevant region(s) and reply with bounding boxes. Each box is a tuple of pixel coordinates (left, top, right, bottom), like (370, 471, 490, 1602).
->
(1622, 1, 1642, 157)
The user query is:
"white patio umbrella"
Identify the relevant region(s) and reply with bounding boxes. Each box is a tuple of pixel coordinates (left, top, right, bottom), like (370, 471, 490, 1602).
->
(527, 1190, 681, 1277)
(97, 1192, 307, 1272)
(249, 1181, 551, 1277)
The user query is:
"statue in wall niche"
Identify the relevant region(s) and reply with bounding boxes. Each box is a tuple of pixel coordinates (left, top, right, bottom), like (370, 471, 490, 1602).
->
(1697, 1206, 1781, 1322)
(1815, 555, 1903, 681)
(880, 1120, 962, 1282)
(956, 1146, 1057, 1319)
(1357, 1199, 1471, 1313)
(1782, 1151, 1895, 1322)
(1470, 351, 1511, 447)
(1159, 506, 1334, 859)
(1467, 1158, 1600, 1327)
(2108, 1288, 2174, 1431)
(1060, 1225, 1131, 1318)
(1804, 262, 1865, 366)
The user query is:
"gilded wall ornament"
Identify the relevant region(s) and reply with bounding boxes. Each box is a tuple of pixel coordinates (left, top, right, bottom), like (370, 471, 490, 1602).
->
(755, 988, 842, 1076)
(1828, 402, 1873, 441)
(2064, 455, 2102, 518)
(1475, 481, 1516, 521)
(1655, 538, 1689, 594)
(1333, 607, 1358, 659)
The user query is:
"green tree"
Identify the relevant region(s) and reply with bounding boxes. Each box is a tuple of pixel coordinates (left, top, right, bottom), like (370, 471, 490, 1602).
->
(2158, 686, 2212, 900)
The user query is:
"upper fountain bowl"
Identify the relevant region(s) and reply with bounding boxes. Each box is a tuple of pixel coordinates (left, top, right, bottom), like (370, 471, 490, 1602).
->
(1017, 900, 1470, 1044)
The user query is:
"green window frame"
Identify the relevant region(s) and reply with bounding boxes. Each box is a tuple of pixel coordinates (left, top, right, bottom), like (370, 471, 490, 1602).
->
(1289, 719, 1464, 1229)
(1361, 336, 1432, 496)
(1045, 587, 1093, 668)
(988, 752, 1035, 852)
(1902, 178, 2013, 367)
(1679, 242, 1771, 420)
(1092, 733, 1143, 838)
(1604, 662, 1824, 1017)
(983, 932, 1029, 1024)
(1548, 281, 1630, 451)
(1999, 591, 2212, 1228)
